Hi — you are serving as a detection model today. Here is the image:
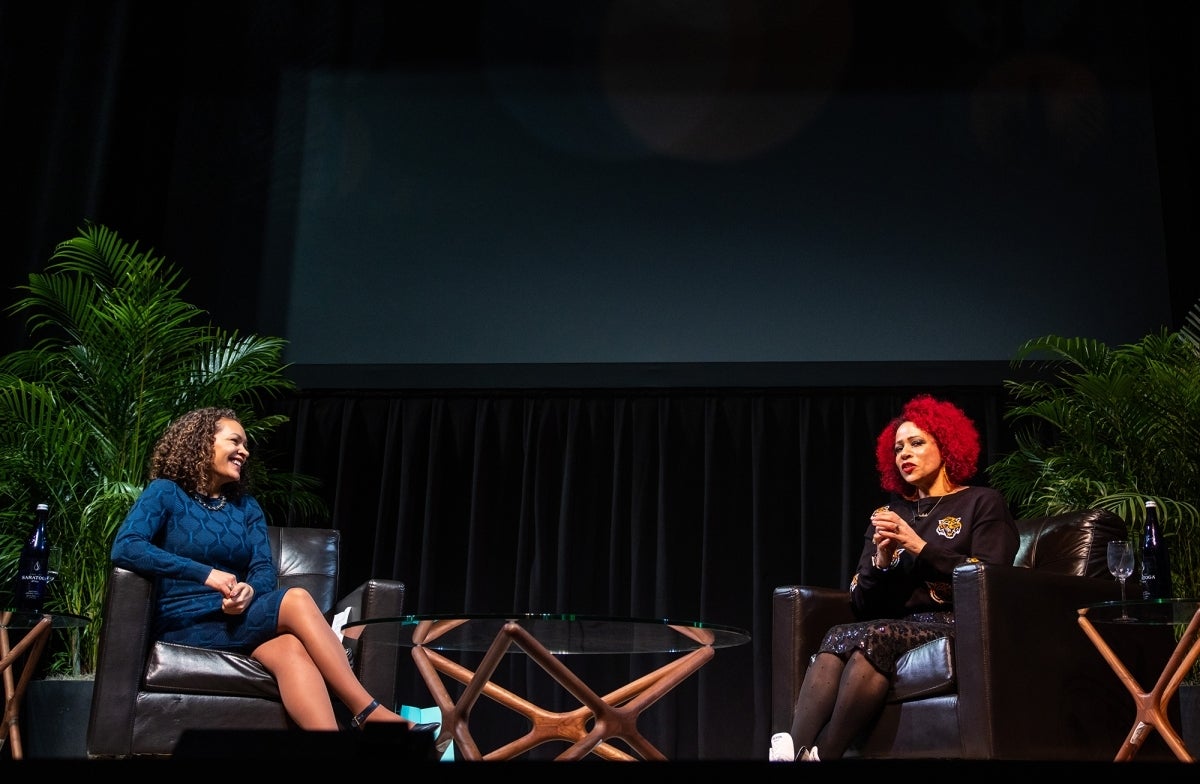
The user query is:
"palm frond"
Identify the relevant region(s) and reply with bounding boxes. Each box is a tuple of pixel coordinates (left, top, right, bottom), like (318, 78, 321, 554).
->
(0, 222, 327, 676)
(989, 297, 1200, 606)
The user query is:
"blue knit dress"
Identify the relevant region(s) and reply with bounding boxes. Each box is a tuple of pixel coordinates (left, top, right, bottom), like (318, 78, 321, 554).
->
(110, 478, 286, 652)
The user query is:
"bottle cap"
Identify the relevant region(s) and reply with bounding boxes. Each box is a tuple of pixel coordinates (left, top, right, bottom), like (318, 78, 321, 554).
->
(1146, 500, 1157, 508)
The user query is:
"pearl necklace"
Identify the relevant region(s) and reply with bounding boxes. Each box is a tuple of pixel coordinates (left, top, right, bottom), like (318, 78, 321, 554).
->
(191, 492, 227, 512)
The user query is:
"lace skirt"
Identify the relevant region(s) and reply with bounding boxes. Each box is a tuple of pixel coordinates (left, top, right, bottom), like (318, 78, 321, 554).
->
(816, 611, 954, 676)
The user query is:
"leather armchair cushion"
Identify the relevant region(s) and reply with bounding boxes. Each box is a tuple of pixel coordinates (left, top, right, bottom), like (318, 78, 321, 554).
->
(143, 635, 358, 700)
(144, 642, 280, 699)
(890, 636, 953, 702)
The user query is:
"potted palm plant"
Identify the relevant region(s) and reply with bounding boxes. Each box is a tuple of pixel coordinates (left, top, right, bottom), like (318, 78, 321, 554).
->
(987, 297, 1200, 600)
(987, 296, 1200, 747)
(0, 222, 324, 755)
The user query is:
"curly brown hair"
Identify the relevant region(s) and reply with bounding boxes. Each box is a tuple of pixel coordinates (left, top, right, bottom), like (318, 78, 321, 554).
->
(874, 394, 980, 495)
(149, 407, 245, 498)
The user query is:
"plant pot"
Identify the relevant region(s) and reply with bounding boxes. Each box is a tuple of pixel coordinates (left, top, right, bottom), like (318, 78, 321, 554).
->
(1181, 683, 1200, 756)
(18, 677, 93, 759)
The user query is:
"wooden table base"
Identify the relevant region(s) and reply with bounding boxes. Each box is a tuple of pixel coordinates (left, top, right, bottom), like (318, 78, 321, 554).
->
(409, 619, 715, 761)
(0, 614, 53, 761)
(1077, 606, 1200, 762)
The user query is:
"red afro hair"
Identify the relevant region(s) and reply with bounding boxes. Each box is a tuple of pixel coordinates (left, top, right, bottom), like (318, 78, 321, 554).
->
(874, 394, 980, 495)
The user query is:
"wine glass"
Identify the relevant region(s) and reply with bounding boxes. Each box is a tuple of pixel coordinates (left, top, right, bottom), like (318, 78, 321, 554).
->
(1107, 540, 1135, 621)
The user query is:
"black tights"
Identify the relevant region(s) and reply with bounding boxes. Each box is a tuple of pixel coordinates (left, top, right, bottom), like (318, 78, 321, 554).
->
(787, 650, 890, 760)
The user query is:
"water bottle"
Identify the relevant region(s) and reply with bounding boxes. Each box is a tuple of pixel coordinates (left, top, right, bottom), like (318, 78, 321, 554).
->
(13, 502, 51, 612)
(1140, 500, 1172, 600)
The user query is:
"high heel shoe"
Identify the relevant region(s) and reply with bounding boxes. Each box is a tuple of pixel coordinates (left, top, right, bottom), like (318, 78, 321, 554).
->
(410, 723, 451, 751)
(409, 721, 441, 735)
(407, 721, 452, 759)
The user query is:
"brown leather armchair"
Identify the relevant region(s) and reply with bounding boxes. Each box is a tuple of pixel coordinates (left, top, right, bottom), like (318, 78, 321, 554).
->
(771, 508, 1178, 760)
(86, 526, 407, 758)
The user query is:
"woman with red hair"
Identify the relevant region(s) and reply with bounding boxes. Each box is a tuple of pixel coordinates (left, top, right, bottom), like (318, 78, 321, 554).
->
(769, 394, 1018, 762)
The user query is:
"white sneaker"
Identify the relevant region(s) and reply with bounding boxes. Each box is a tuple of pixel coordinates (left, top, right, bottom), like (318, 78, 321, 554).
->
(798, 745, 820, 762)
(768, 732, 796, 762)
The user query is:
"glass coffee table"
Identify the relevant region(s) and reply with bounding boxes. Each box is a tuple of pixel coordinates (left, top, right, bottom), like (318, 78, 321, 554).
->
(1077, 599, 1200, 762)
(1, 609, 90, 760)
(341, 613, 750, 761)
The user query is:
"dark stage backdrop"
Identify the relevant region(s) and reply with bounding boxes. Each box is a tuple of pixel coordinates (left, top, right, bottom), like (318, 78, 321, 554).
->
(261, 1, 1173, 389)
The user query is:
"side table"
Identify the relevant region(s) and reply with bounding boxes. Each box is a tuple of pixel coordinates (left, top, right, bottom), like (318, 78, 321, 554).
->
(343, 613, 750, 761)
(0, 609, 90, 760)
(1077, 599, 1200, 762)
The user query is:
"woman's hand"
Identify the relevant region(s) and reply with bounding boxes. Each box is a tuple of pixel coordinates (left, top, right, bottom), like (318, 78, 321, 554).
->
(221, 582, 255, 615)
(206, 568, 238, 597)
(205, 568, 254, 614)
(870, 507, 926, 563)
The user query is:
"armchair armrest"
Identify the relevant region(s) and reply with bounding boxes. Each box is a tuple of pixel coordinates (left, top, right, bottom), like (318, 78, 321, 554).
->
(87, 566, 156, 758)
(953, 562, 1177, 760)
(771, 585, 855, 733)
(336, 577, 406, 706)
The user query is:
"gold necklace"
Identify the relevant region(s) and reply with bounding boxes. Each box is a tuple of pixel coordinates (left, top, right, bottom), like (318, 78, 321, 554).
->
(913, 494, 944, 520)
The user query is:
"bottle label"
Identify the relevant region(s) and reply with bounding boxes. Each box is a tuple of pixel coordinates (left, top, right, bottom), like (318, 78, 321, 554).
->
(1140, 552, 1168, 600)
(14, 558, 50, 609)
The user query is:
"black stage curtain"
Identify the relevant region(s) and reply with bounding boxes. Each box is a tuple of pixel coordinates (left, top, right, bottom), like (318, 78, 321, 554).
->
(264, 385, 1015, 760)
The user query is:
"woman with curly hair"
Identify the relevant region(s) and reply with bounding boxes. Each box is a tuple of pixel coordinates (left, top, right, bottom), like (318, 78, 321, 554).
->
(111, 407, 428, 734)
(769, 394, 1018, 762)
